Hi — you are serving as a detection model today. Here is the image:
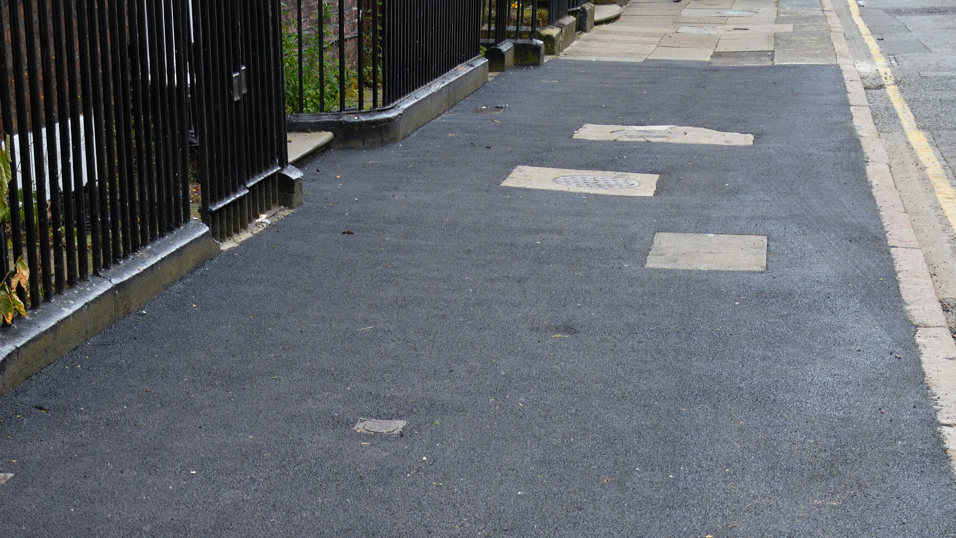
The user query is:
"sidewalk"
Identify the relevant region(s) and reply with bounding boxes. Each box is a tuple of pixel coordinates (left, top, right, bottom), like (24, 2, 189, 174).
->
(564, 0, 833, 64)
(3, 0, 956, 535)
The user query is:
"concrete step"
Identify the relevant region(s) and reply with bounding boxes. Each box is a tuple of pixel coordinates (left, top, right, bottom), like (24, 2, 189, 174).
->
(288, 131, 334, 165)
(594, 4, 624, 24)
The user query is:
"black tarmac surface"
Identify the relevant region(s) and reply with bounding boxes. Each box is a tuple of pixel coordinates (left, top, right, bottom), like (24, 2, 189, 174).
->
(3, 60, 956, 537)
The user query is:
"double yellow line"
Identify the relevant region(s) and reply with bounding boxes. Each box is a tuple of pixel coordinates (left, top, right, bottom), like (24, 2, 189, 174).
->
(845, 0, 956, 233)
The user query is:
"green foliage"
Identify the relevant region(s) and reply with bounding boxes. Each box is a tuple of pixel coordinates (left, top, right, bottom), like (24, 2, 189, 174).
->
(283, 1, 358, 114)
(360, 2, 384, 90)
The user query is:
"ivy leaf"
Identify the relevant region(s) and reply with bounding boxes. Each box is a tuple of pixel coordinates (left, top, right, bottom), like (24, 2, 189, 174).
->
(0, 282, 26, 324)
(0, 134, 10, 223)
(10, 257, 29, 292)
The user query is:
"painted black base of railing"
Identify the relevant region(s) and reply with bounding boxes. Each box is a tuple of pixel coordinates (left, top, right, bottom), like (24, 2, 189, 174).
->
(287, 58, 489, 148)
(0, 222, 220, 395)
(204, 165, 304, 242)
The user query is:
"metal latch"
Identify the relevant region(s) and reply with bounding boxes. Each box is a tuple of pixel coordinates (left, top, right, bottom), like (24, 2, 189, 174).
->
(232, 65, 248, 102)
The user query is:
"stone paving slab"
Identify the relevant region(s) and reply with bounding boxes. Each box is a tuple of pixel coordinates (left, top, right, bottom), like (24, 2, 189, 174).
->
(710, 50, 775, 64)
(562, 44, 658, 59)
(675, 16, 733, 24)
(647, 46, 716, 60)
(659, 32, 722, 47)
(716, 32, 776, 51)
(580, 34, 664, 44)
(645, 233, 768, 271)
(563, 0, 832, 65)
(594, 4, 624, 23)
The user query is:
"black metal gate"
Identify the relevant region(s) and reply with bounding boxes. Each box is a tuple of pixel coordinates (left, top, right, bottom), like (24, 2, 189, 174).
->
(191, 0, 295, 240)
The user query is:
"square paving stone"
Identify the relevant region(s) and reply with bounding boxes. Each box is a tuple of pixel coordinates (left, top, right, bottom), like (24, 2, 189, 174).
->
(647, 47, 715, 61)
(502, 166, 659, 197)
(659, 32, 721, 48)
(574, 124, 754, 145)
(645, 232, 768, 271)
(716, 32, 775, 52)
(710, 50, 774, 65)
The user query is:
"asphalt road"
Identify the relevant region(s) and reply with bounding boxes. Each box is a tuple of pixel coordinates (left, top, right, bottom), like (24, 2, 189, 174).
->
(841, 0, 956, 318)
(858, 0, 956, 137)
(2, 60, 956, 536)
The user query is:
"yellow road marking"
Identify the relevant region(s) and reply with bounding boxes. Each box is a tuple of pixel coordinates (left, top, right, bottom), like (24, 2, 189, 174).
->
(845, 0, 956, 233)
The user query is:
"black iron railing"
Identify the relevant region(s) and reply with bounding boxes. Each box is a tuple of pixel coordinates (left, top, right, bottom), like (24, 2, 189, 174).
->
(483, 0, 588, 44)
(548, 0, 585, 25)
(0, 0, 192, 307)
(484, 0, 539, 45)
(0, 0, 291, 314)
(285, 0, 482, 114)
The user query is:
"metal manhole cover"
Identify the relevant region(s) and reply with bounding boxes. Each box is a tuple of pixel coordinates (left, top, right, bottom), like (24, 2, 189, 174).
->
(475, 105, 508, 114)
(554, 175, 640, 189)
(355, 419, 406, 435)
(718, 10, 757, 15)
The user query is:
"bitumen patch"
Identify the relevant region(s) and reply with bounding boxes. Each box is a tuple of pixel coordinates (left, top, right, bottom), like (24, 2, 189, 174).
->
(2, 60, 956, 536)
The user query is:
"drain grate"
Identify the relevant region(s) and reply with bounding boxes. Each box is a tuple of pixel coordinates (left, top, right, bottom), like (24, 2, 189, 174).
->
(718, 10, 757, 15)
(554, 175, 640, 189)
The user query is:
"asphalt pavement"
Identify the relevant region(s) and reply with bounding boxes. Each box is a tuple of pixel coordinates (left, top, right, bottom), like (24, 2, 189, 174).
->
(3, 9, 956, 538)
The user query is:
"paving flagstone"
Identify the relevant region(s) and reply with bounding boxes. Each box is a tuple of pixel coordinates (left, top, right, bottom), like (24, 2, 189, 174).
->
(561, 0, 834, 64)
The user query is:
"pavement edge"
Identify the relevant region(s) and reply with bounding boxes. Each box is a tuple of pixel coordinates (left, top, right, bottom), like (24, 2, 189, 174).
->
(0, 222, 220, 395)
(287, 58, 489, 148)
(821, 0, 956, 471)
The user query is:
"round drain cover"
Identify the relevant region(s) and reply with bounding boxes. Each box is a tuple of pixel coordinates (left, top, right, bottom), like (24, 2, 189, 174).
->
(554, 175, 640, 189)
(718, 10, 757, 15)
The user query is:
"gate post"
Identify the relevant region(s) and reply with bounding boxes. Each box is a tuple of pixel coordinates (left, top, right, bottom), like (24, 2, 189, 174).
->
(278, 167, 304, 209)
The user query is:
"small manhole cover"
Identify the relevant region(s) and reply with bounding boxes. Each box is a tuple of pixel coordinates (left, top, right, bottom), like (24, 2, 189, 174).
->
(355, 419, 406, 435)
(718, 10, 757, 15)
(475, 105, 508, 114)
(554, 175, 640, 189)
